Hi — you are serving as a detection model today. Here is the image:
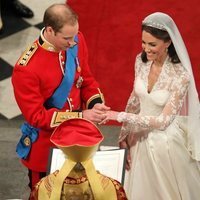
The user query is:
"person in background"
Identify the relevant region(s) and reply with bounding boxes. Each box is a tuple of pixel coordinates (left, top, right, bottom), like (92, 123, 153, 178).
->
(0, 1, 2, 33)
(8, 0, 34, 18)
(12, 3, 109, 193)
(30, 118, 127, 200)
(101, 12, 200, 200)
(0, 0, 34, 33)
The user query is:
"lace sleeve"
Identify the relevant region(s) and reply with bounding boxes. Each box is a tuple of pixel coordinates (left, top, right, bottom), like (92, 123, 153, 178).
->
(125, 90, 140, 113)
(119, 90, 140, 141)
(118, 73, 190, 131)
(126, 56, 141, 114)
(119, 56, 141, 142)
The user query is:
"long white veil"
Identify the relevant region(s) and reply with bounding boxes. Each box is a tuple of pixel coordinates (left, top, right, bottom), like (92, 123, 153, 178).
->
(143, 12, 200, 161)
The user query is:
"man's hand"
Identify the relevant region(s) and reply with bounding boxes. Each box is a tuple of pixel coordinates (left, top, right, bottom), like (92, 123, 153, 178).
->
(93, 103, 110, 112)
(82, 103, 110, 123)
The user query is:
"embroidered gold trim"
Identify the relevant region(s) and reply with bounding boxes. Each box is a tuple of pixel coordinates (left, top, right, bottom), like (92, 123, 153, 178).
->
(50, 111, 83, 127)
(17, 43, 38, 66)
(38, 28, 58, 52)
(86, 90, 105, 109)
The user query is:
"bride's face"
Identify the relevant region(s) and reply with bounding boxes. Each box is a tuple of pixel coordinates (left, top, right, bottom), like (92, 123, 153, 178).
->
(142, 30, 170, 62)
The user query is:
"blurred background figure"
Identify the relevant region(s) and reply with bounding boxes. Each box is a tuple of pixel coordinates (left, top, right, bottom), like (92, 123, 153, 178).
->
(9, 0, 34, 18)
(0, 0, 2, 33)
(0, 0, 34, 33)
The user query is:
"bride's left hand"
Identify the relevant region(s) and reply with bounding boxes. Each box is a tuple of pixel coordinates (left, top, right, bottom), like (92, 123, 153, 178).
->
(99, 111, 119, 124)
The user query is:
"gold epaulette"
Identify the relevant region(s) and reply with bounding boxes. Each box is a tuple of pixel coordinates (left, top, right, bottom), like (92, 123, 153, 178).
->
(50, 111, 83, 127)
(17, 42, 38, 66)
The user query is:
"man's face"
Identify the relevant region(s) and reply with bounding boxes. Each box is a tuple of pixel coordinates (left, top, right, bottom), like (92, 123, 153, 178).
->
(51, 22, 79, 51)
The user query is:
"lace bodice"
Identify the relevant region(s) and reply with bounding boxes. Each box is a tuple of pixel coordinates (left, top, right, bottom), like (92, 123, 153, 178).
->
(119, 54, 190, 141)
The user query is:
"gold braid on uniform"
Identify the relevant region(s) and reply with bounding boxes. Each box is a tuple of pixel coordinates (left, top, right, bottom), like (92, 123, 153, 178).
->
(17, 43, 38, 66)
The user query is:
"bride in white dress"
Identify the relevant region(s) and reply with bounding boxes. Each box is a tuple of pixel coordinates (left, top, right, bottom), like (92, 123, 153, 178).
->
(101, 12, 200, 200)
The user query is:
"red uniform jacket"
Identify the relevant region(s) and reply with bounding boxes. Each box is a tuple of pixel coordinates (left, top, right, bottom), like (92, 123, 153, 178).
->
(12, 31, 103, 172)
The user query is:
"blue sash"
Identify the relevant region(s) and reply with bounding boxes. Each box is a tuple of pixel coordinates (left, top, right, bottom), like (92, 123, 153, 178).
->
(16, 35, 79, 159)
(45, 35, 78, 109)
(16, 122, 39, 159)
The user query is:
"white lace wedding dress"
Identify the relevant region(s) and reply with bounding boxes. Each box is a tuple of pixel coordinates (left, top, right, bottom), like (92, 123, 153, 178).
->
(119, 54, 200, 200)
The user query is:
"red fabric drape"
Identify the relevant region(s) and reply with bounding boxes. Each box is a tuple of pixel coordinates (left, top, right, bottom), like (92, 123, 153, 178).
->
(67, 0, 200, 115)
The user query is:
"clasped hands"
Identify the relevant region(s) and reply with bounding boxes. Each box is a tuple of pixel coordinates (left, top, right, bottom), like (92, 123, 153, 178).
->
(82, 103, 119, 124)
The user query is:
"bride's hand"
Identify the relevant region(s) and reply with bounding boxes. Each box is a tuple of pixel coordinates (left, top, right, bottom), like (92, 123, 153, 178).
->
(99, 110, 119, 124)
(119, 140, 131, 170)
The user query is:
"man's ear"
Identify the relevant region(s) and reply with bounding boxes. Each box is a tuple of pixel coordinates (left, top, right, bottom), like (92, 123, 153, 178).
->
(46, 26, 55, 35)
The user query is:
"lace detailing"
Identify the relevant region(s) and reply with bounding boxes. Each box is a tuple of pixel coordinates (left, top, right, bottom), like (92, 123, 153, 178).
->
(119, 55, 190, 141)
(117, 112, 127, 123)
(126, 91, 140, 113)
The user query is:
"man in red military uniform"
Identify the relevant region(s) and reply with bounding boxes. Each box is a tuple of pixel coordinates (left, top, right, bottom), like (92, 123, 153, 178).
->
(12, 3, 109, 191)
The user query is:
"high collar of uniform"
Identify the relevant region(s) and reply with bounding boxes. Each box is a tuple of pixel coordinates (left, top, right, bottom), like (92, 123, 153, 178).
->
(38, 28, 59, 52)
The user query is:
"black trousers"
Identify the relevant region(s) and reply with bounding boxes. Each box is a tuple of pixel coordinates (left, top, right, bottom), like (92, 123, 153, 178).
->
(28, 169, 46, 190)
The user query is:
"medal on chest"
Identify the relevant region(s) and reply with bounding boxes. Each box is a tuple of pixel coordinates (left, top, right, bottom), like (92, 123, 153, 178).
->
(76, 75, 84, 88)
(75, 57, 83, 88)
(75, 57, 81, 72)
